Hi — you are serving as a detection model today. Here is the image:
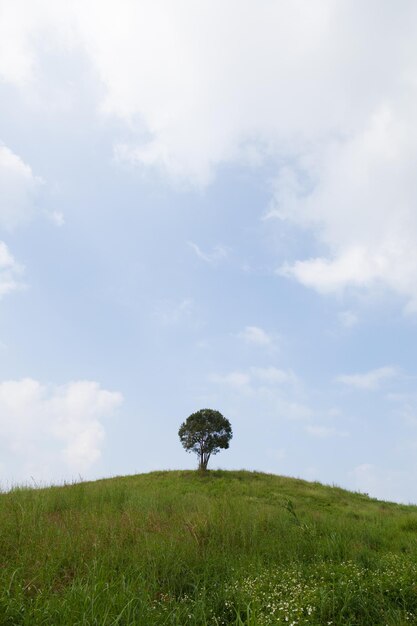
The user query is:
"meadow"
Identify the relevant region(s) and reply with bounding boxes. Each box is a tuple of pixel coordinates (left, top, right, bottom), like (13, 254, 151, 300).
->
(1, 470, 417, 625)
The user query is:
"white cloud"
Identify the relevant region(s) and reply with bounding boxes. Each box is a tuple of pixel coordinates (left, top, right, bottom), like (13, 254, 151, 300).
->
(239, 326, 273, 347)
(49, 210, 65, 227)
(76, 0, 405, 186)
(154, 297, 195, 326)
(0, 1, 75, 86)
(284, 401, 314, 421)
(0, 144, 50, 300)
(0, 2, 37, 86)
(188, 241, 228, 265)
(275, 103, 417, 312)
(305, 425, 348, 438)
(0, 2, 409, 180)
(250, 366, 295, 385)
(280, 249, 378, 295)
(0, 144, 61, 299)
(338, 310, 358, 328)
(0, 378, 123, 482)
(3, 2, 417, 308)
(336, 366, 398, 390)
(210, 371, 251, 390)
(209, 368, 314, 425)
(0, 144, 43, 229)
(0, 241, 24, 297)
(210, 366, 294, 390)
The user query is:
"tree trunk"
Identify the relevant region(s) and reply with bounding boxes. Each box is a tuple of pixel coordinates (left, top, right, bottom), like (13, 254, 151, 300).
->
(199, 450, 205, 471)
(198, 451, 211, 472)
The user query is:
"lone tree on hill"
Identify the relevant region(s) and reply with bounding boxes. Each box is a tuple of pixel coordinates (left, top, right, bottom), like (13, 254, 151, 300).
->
(178, 408, 232, 471)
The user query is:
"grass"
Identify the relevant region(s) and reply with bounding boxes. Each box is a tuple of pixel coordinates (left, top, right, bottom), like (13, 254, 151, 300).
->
(1, 470, 417, 624)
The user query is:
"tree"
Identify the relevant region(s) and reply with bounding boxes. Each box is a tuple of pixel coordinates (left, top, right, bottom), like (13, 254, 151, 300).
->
(178, 408, 232, 471)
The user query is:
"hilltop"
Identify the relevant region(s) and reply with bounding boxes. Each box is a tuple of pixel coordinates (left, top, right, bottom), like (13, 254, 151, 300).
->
(2, 470, 417, 625)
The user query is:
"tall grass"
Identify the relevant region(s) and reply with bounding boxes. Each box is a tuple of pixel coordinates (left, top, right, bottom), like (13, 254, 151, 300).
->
(0, 470, 416, 624)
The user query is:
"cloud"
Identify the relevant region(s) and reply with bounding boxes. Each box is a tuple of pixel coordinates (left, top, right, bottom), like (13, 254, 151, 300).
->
(210, 371, 251, 390)
(279, 249, 378, 296)
(48, 210, 65, 227)
(0, 144, 43, 229)
(250, 366, 296, 385)
(305, 425, 348, 438)
(283, 401, 314, 421)
(0, 3, 409, 179)
(0, 241, 24, 297)
(210, 366, 294, 391)
(154, 297, 195, 326)
(338, 310, 358, 328)
(208, 367, 299, 431)
(0, 2, 37, 86)
(336, 366, 398, 390)
(238, 326, 274, 347)
(0, 144, 55, 300)
(0, 378, 123, 483)
(274, 103, 417, 312)
(3, 2, 417, 308)
(209, 367, 314, 425)
(0, 1, 75, 86)
(188, 241, 228, 265)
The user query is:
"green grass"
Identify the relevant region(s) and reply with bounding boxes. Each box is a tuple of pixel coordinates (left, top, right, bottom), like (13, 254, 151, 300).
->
(1, 470, 417, 624)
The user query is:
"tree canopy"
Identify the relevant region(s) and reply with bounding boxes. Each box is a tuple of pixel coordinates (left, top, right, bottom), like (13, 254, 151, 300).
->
(178, 408, 232, 471)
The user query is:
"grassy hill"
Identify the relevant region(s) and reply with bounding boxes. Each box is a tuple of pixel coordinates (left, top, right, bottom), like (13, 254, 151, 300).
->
(1, 470, 417, 625)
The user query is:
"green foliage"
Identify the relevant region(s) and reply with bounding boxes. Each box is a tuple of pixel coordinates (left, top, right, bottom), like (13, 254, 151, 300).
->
(178, 408, 232, 470)
(0, 470, 417, 624)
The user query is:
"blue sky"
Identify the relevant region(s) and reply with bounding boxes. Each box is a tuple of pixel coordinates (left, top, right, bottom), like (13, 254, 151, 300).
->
(1, 0, 417, 502)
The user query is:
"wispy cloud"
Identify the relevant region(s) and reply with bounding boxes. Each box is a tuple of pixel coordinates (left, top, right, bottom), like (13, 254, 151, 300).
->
(210, 366, 294, 390)
(0, 241, 24, 298)
(154, 297, 195, 326)
(209, 371, 251, 389)
(338, 310, 358, 328)
(48, 210, 65, 227)
(238, 325, 275, 347)
(209, 368, 314, 425)
(336, 366, 398, 390)
(250, 366, 296, 385)
(305, 425, 348, 438)
(188, 241, 229, 265)
(0, 144, 43, 230)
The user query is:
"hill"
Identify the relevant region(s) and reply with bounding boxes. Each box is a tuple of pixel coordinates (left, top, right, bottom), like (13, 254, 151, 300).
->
(1, 470, 417, 625)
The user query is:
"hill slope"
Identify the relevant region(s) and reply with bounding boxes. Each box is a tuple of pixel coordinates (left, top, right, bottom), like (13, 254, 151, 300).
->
(2, 470, 417, 625)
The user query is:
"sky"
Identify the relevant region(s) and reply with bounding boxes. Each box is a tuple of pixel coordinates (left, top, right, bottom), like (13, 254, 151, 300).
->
(1, 0, 417, 503)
